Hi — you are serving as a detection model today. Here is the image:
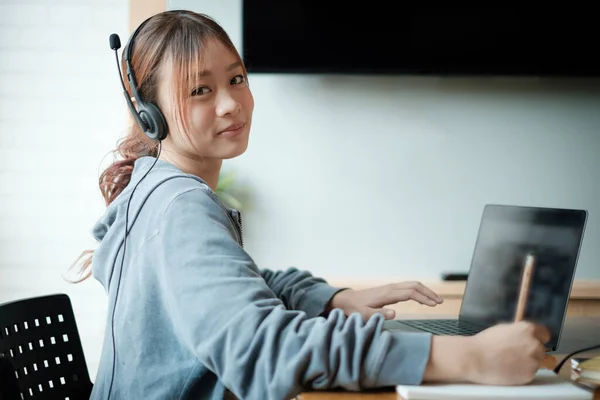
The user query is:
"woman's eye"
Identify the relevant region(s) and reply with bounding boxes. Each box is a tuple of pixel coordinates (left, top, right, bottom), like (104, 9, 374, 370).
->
(191, 86, 211, 96)
(231, 75, 246, 85)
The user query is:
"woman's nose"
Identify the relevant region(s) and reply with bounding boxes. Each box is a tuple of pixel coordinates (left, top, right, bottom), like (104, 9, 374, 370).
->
(215, 91, 241, 116)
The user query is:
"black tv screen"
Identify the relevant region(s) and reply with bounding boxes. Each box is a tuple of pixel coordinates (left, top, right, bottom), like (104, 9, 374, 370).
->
(241, 3, 600, 76)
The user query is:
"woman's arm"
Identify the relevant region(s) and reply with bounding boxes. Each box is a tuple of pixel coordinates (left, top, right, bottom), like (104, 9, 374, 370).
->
(157, 188, 433, 399)
(260, 267, 348, 318)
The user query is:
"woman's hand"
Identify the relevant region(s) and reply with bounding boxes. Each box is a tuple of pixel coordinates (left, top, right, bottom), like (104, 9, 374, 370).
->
(327, 281, 444, 320)
(423, 321, 551, 385)
(466, 321, 551, 385)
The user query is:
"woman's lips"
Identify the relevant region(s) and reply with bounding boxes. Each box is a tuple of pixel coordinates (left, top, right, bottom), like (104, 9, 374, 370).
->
(218, 123, 245, 137)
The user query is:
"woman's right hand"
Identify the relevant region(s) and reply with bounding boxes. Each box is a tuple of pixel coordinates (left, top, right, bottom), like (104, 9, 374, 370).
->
(423, 321, 551, 385)
(466, 321, 551, 385)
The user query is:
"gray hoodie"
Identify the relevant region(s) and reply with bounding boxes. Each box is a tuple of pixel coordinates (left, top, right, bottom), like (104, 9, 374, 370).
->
(89, 156, 432, 400)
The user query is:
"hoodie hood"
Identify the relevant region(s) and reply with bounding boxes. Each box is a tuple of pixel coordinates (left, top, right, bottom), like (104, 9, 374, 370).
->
(90, 156, 206, 291)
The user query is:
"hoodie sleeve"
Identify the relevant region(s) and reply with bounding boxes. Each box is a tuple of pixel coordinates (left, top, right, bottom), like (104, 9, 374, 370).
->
(157, 188, 432, 400)
(260, 267, 348, 318)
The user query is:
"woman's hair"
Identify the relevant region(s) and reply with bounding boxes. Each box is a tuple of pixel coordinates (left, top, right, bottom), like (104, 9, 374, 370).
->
(68, 10, 246, 282)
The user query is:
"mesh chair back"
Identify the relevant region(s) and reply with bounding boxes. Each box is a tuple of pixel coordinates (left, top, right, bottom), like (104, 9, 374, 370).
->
(0, 293, 92, 400)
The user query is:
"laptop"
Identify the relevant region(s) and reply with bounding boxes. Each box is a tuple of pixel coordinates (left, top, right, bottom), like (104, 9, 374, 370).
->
(383, 204, 588, 351)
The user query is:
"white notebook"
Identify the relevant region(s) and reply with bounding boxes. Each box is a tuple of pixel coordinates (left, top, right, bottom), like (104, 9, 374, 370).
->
(396, 369, 592, 400)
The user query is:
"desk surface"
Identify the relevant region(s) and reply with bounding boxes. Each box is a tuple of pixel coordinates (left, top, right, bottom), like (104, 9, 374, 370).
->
(299, 316, 600, 400)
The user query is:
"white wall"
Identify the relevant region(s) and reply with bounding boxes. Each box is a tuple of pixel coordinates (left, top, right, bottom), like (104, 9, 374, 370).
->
(171, 0, 600, 280)
(0, 0, 130, 379)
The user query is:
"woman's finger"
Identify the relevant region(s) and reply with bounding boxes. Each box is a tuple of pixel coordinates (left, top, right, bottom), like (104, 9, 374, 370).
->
(415, 283, 444, 303)
(396, 281, 443, 303)
(406, 289, 438, 306)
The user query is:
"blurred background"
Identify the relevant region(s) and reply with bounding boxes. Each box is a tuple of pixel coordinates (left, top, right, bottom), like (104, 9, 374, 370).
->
(1, 0, 599, 380)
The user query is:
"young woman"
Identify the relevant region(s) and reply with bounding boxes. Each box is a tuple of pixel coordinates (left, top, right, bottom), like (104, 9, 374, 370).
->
(73, 10, 551, 400)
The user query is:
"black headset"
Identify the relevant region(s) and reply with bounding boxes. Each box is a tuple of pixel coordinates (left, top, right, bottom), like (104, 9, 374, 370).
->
(109, 16, 168, 141)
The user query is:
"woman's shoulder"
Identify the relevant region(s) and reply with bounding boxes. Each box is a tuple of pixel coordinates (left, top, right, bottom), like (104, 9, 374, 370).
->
(155, 178, 239, 239)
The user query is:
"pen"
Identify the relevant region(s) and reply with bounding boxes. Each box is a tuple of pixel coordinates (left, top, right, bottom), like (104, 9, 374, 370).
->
(514, 254, 563, 372)
(515, 253, 535, 321)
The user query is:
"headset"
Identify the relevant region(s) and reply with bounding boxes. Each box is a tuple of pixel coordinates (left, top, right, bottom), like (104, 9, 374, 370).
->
(109, 17, 168, 141)
(106, 14, 167, 398)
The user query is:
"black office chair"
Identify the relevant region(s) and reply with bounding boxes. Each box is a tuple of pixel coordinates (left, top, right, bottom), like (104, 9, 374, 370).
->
(0, 293, 93, 400)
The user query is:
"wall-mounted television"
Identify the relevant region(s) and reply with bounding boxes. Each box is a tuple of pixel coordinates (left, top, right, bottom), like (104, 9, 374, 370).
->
(241, 3, 600, 77)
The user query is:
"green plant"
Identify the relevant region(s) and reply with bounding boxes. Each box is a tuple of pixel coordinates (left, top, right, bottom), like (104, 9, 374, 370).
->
(215, 169, 251, 211)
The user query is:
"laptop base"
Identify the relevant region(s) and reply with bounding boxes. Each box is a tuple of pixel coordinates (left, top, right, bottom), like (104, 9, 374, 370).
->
(383, 318, 489, 336)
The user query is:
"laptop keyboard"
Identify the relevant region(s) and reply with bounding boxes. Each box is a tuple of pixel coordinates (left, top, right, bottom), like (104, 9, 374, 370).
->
(400, 319, 488, 336)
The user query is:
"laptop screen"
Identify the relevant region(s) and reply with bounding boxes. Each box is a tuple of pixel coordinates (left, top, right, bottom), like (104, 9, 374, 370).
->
(459, 204, 587, 349)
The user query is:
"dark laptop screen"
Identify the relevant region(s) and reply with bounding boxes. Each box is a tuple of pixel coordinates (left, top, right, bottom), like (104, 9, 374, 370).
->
(459, 205, 587, 348)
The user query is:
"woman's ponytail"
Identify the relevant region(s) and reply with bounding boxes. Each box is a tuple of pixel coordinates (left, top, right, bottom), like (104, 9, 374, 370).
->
(67, 124, 158, 283)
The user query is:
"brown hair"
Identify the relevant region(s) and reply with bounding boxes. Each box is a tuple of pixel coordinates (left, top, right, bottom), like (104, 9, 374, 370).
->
(68, 10, 246, 282)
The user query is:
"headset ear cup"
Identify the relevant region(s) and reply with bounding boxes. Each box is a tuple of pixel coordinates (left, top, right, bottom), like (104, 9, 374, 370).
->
(139, 103, 168, 141)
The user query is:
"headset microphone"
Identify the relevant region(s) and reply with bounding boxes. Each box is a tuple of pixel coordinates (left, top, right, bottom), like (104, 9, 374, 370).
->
(109, 33, 151, 134)
(108, 33, 120, 50)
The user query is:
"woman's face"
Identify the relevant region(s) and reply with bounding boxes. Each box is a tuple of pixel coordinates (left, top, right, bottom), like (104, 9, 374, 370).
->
(157, 38, 254, 162)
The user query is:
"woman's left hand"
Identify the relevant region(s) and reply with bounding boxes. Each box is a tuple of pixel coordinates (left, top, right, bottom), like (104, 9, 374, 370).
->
(327, 281, 444, 321)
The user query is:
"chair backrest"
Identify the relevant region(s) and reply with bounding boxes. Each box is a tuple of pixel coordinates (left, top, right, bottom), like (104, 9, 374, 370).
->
(0, 293, 92, 400)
